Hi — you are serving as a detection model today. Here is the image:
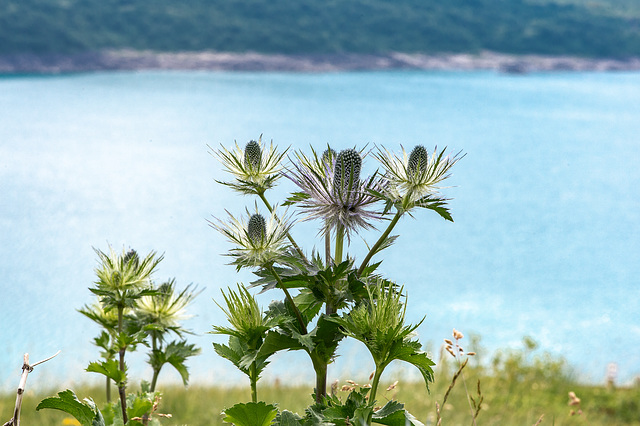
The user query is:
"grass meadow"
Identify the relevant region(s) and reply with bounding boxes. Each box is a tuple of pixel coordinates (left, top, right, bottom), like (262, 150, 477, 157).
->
(3, 340, 639, 425)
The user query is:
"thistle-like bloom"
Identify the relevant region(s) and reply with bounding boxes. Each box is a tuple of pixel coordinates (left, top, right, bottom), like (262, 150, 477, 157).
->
(285, 146, 385, 239)
(209, 204, 295, 269)
(136, 279, 200, 337)
(212, 136, 288, 195)
(374, 145, 463, 216)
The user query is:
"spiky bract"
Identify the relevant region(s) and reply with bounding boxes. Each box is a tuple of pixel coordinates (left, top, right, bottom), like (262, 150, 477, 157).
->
(213, 136, 288, 195)
(209, 204, 295, 269)
(285, 146, 385, 239)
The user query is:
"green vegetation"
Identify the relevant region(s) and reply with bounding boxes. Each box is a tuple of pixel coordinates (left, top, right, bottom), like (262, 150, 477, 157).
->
(2, 0, 640, 57)
(4, 337, 640, 425)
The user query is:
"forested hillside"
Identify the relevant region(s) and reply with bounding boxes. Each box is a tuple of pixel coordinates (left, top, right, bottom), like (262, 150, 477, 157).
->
(2, 0, 640, 57)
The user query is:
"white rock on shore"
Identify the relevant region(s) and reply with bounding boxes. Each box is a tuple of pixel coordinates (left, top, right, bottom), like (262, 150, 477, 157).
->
(1, 50, 640, 74)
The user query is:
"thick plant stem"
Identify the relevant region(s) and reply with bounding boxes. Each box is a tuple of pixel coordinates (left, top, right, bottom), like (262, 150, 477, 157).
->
(268, 265, 307, 335)
(105, 377, 111, 403)
(258, 192, 306, 260)
(357, 210, 402, 277)
(117, 306, 128, 424)
(312, 355, 328, 404)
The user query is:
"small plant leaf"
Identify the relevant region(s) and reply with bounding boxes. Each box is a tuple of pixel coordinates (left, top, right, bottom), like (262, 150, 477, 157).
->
(388, 340, 435, 390)
(86, 359, 127, 386)
(222, 401, 278, 426)
(371, 400, 424, 425)
(36, 389, 105, 426)
(272, 410, 304, 426)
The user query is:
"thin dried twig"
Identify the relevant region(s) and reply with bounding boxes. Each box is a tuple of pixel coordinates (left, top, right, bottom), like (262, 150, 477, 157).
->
(3, 351, 61, 426)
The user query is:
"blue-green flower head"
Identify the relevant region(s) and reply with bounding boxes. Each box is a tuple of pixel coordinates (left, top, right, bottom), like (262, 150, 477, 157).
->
(407, 145, 428, 177)
(332, 148, 362, 197)
(212, 136, 288, 196)
(209, 204, 295, 269)
(247, 213, 266, 244)
(244, 140, 262, 172)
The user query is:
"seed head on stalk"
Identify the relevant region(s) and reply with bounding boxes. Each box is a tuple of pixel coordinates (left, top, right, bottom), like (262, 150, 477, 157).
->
(374, 145, 463, 218)
(211, 136, 288, 196)
(285, 146, 385, 240)
(209, 203, 295, 270)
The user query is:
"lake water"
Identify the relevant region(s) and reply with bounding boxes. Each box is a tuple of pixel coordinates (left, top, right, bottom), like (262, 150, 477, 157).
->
(0, 70, 639, 389)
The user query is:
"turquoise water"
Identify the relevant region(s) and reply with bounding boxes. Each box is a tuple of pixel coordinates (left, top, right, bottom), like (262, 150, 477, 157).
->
(0, 70, 639, 388)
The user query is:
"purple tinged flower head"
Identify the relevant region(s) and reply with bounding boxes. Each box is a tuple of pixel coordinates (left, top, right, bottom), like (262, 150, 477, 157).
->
(285, 147, 385, 239)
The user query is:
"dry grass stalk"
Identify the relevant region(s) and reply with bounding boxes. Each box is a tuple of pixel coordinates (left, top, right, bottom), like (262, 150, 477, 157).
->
(2, 351, 60, 426)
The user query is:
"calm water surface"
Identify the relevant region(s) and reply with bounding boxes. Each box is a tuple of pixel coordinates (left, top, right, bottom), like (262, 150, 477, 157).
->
(0, 70, 639, 387)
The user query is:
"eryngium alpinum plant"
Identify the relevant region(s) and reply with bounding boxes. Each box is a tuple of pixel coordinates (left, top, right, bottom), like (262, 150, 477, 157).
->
(210, 139, 462, 425)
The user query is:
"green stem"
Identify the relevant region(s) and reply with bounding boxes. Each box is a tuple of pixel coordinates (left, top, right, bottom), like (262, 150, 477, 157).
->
(149, 336, 159, 393)
(357, 210, 403, 277)
(268, 265, 307, 335)
(258, 192, 306, 260)
(334, 224, 344, 266)
(105, 376, 111, 403)
(250, 362, 258, 403)
(117, 305, 128, 424)
(368, 366, 385, 423)
(311, 354, 328, 404)
(324, 231, 331, 266)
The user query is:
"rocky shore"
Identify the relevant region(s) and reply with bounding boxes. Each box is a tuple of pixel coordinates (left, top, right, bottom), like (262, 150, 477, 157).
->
(2, 50, 640, 74)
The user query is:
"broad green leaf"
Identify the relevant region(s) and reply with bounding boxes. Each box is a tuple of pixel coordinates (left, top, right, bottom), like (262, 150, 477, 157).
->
(222, 401, 278, 426)
(36, 389, 105, 426)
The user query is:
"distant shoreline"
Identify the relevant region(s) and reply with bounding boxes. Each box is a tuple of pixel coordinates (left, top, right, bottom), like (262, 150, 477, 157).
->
(2, 50, 640, 74)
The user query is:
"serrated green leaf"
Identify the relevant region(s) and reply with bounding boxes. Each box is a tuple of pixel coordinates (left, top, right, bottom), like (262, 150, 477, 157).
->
(126, 394, 154, 420)
(273, 410, 304, 426)
(36, 389, 105, 426)
(388, 340, 435, 390)
(222, 401, 278, 426)
(86, 359, 127, 385)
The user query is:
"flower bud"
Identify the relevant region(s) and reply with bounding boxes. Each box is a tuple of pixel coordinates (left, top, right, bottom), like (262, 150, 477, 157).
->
(333, 148, 361, 193)
(247, 213, 266, 243)
(244, 140, 262, 171)
(123, 249, 139, 268)
(408, 145, 428, 176)
(322, 148, 336, 165)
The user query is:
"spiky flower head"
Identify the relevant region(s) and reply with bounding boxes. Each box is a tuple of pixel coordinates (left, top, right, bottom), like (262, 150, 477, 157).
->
(247, 213, 266, 244)
(212, 136, 288, 195)
(407, 145, 428, 176)
(244, 140, 262, 171)
(332, 148, 362, 197)
(285, 146, 385, 239)
(209, 204, 295, 270)
(374, 145, 463, 219)
(136, 279, 200, 338)
(211, 284, 276, 346)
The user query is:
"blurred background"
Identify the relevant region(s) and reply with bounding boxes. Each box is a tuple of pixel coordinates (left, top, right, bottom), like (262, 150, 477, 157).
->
(1, 0, 639, 402)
